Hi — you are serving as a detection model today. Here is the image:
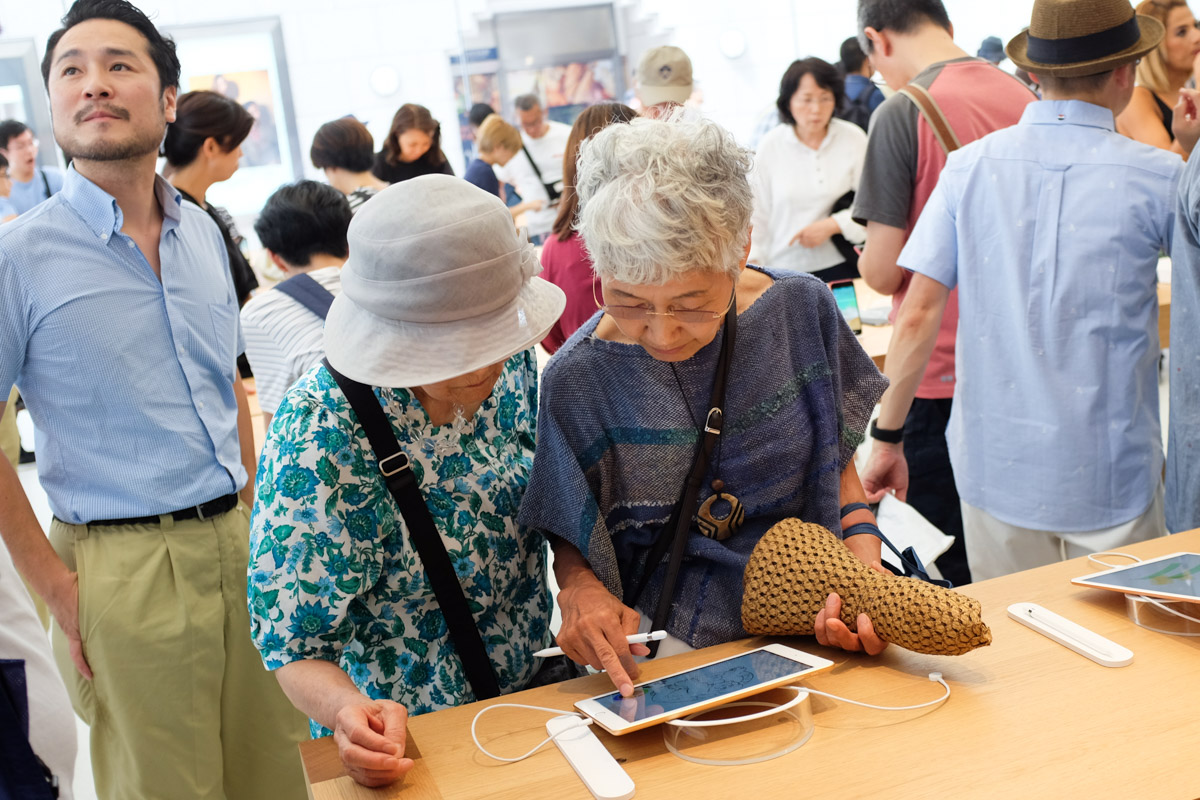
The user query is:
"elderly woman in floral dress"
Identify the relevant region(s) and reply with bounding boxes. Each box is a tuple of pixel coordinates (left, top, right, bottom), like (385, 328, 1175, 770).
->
(247, 175, 565, 787)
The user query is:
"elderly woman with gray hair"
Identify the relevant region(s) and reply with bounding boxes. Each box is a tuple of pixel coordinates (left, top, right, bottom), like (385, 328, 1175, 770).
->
(247, 175, 566, 787)
(519, 113, 892, 697)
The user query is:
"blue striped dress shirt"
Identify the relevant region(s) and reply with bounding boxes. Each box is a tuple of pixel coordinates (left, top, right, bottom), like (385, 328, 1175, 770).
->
(0, 166, 247, 524)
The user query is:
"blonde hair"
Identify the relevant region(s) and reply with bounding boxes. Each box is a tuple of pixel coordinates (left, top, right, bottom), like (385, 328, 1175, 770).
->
(475, 114, 522, 155)
(1135, 0, 1189, 94)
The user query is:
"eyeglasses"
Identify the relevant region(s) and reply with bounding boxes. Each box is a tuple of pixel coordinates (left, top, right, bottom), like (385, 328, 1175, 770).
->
(3, 138, 38, 153)
(793, 95, 836, 108)
(594, 281, 736, 324)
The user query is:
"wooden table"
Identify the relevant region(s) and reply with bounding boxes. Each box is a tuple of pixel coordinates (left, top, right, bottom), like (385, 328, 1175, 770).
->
(855, 280, 1173, 371)
(300, 531, 1200, 799)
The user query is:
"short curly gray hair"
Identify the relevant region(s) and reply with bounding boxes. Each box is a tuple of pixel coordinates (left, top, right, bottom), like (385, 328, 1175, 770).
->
(574, 111, 753, 285)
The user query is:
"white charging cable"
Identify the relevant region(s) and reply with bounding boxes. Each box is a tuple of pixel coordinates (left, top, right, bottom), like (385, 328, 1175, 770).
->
(1087, 551, 1200, 634)
(471, 703, 594, 763)
(473, 673, 950, 763)
(792, 671, 951, 712)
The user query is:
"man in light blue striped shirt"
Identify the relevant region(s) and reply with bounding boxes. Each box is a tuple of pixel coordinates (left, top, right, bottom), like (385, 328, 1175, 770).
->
(0, 1, 306, 797)
(862, 2, 1179, 580)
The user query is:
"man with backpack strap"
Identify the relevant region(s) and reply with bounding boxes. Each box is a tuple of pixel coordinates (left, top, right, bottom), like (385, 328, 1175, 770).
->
(837, 36, 885, 131)
(240, 180, 352, 431)
(851, 0, 1035, 586)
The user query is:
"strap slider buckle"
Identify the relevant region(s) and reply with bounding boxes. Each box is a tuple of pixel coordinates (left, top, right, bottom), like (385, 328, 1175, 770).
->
(704, 408, 723, 435)
(379, 452, 410, 477)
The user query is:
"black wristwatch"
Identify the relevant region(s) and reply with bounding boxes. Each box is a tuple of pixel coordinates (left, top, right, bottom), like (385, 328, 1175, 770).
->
(870, 419, 903, 444)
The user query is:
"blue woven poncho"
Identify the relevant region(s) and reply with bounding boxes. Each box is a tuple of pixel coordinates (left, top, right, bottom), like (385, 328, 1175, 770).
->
(519, 267, 888, 648)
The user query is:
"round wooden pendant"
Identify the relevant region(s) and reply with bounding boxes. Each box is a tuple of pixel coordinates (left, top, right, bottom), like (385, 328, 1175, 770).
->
(696, 492, 745, 541)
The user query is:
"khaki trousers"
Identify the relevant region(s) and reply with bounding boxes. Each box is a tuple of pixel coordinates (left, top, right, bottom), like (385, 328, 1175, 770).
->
(1, 386, 18, 468)
(962, 482, 1166, 582)
(49, 501, 309, 800)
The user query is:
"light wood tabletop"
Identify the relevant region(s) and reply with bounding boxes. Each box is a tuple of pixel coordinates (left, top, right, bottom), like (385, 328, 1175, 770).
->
(853, 279, 1172, 371)
(300, 530, 1200, 799)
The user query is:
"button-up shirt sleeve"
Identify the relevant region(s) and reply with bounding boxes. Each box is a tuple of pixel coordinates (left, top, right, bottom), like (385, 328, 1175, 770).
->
(898, 162, 960, 290)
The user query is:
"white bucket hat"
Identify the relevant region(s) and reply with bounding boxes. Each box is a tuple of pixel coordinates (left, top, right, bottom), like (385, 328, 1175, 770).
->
(324, 174, 566, 387)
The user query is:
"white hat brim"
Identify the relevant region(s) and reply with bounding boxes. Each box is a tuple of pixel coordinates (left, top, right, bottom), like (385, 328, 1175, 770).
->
(324, 276, 567, 388)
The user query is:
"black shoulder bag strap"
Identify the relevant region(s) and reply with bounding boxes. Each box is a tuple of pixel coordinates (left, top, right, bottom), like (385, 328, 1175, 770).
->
(275, 273, 336, 321)
(321, 359, 502, 700)
(521, 144, 561, 201)
(38, 170, 51, 202)
(623, 303, 737, 657)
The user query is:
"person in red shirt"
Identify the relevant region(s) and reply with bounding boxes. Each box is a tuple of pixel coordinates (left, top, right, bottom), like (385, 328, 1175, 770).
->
(540, 103, 637, 354)
(852, 0, 1036, 585)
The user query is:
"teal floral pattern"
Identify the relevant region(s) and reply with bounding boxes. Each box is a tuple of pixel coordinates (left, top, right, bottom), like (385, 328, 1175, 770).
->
(248, 350, 551, 737)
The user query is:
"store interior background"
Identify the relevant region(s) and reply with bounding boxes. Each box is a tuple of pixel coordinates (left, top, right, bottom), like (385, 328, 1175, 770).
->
(2, 0, 1039, 231)
(3, 2, 1132, 798)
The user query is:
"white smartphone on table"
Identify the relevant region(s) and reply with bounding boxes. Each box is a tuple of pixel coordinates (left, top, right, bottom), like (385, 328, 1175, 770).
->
(574, 643, 834, 736)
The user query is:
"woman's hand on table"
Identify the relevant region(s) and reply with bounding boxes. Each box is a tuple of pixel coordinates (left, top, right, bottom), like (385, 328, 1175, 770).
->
(789, 217, 840, 249)
(334, 698, 415, 788)
(813, 592, 889, 655)
(554, 568, 650, 697)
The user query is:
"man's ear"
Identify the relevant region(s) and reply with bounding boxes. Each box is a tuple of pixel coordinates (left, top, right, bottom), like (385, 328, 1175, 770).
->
(863, 27, 891, 59)
(267, 249, 290, 274)
(161, 84, 178, 124)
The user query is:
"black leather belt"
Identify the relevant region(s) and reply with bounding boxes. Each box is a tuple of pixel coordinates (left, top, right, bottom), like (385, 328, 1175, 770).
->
(84, 493, 240, 527)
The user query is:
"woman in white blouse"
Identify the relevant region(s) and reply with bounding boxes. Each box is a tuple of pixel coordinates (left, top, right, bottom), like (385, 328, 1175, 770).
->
(750, 57, 867, 281)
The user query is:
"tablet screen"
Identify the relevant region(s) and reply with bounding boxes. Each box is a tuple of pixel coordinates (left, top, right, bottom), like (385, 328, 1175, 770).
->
(1078, 553, 1200, 598)
(588, 650, 813, 722)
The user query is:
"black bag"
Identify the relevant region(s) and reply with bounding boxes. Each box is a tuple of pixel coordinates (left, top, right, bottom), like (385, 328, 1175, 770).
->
(836, 88, 874, 132)
(0, 660, 58, 800)
(522, 145, 562, 203)
(827, 190, 860, 278)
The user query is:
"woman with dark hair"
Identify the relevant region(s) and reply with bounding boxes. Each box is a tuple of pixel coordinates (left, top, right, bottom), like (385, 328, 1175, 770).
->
(164, 90, 259, 307)
(749, 57, 867, 282)
(539, 102, 637, 354)
(311, 117, 387, 212)
(372, 103, 455, 184)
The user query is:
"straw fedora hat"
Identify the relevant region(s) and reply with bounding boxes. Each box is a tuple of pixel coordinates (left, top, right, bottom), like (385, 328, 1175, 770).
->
(323, 174, 566, 388)
(1007, 0, 1164, 78)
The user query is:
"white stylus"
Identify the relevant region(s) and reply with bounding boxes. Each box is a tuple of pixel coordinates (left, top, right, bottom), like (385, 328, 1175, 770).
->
(533, 630, 668, 658)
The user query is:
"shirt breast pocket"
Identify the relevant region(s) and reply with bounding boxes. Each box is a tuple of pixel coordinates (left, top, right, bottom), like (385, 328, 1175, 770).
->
(207, 301, 240, 371)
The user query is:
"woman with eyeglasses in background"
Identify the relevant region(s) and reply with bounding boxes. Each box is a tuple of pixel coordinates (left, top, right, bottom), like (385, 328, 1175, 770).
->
(518, 112, 892, 699)
(1117, 0, 1200, 158)
(748, 57, 867, 282)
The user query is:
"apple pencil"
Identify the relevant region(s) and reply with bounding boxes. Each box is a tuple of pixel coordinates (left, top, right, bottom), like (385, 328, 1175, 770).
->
(533, 630, 668, 658)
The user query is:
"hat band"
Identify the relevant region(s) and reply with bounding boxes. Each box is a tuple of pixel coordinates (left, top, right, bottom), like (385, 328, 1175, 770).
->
(1026, 15, 1140, 65)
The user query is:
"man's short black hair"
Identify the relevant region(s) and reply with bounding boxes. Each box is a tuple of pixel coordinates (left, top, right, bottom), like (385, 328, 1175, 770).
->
(840, 36, 869, 75)
(41, 0, 181, 92)
(776, 58, 845, 127)
(254, 180, 351, 268)
(468, 103, 495, 128)
(0, 120, 30, 150)
(857, 0, 952, 54)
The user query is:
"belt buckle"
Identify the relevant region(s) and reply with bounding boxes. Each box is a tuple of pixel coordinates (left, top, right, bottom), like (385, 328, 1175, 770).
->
(196, 499, 212, 522)
(379, 452, 410, 477)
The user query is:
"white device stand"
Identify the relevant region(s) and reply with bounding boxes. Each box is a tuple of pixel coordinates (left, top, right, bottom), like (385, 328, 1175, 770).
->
(662, 687, 816, 766)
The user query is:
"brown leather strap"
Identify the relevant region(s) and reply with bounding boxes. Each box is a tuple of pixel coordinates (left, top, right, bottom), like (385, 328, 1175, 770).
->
(900, 84, 962, 155)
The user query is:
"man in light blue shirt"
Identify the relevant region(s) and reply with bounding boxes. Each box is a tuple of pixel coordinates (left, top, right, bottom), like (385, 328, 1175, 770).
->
(0, 120, 64, 215)
(862, 0, 1178, 580)
(0, 1, 306, 797)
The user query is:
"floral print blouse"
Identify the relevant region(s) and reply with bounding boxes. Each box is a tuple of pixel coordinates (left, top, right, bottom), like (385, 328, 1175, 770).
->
(248, 351, 551, 736)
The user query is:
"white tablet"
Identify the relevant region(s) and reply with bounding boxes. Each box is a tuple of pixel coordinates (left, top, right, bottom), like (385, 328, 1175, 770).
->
(574, 643, 834, 736)
(1071, 552, 1200, 603)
